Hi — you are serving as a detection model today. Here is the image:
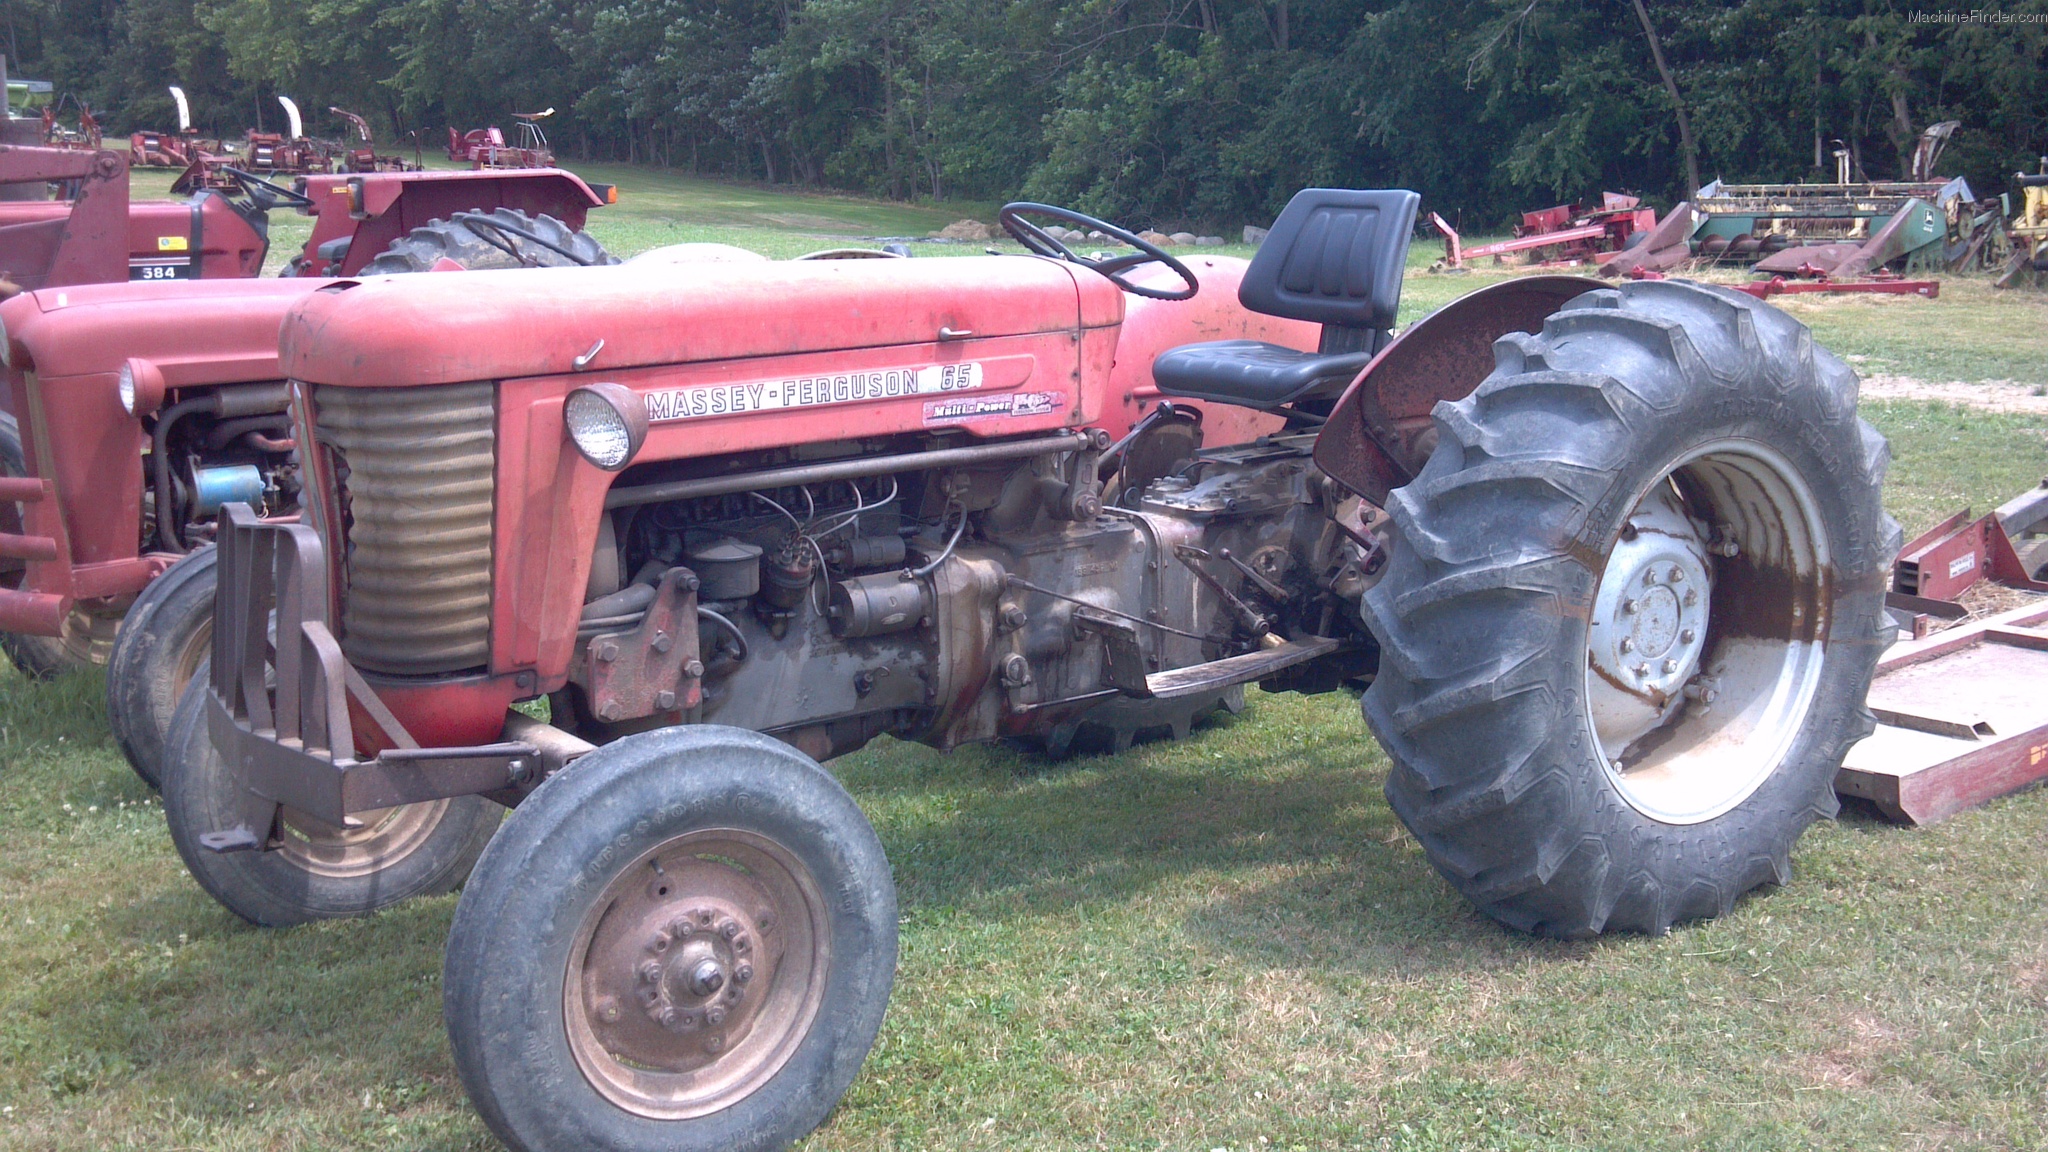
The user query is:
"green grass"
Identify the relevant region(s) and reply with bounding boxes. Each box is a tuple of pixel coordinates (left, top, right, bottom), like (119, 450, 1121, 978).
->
(5, 162, 2043, 1150)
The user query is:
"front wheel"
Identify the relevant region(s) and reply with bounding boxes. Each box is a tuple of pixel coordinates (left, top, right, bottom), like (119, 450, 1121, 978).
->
(1364, 279, 1899, 937)
(105, 546, 217, 789)
(161, 679, 502, 926)
(445, 725, 896, 1152)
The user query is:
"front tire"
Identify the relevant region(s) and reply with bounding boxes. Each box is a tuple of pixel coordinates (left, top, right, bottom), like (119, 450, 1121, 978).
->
(445, 725, 896, 1152)
(161, 679, 502, 926)
(105, 546, 217, 789)
(1364, 279, 1899, 937)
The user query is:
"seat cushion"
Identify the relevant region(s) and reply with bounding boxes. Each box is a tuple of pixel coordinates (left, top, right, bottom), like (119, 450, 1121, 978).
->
(1152, 339, 1374, 409)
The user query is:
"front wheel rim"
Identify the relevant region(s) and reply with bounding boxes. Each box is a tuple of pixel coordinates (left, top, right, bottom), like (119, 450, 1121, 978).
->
(1584, 439, 1830, 825)
(564, 828, 829, 1120)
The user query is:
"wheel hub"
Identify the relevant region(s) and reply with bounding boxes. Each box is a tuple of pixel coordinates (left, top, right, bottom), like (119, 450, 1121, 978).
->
(564, 829, 825, 1120)
(1582, 441, 1831, 826)
(1588, 484, 1712, 753)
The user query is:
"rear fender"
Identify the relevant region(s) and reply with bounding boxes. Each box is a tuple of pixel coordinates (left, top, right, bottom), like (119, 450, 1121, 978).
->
(1312, 275, 1601, 505)
(301, 169, 608, 277)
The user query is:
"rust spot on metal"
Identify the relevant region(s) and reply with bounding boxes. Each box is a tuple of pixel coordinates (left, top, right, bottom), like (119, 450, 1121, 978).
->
(1314, 275, 1602, 503)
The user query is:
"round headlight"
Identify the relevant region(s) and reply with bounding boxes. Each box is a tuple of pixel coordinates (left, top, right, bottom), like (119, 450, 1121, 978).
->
(564, 383, 648, 472)
(118, 357, 167, 417)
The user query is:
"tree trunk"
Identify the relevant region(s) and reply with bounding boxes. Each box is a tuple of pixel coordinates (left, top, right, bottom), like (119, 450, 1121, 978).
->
(1627, 0, 1700, 196)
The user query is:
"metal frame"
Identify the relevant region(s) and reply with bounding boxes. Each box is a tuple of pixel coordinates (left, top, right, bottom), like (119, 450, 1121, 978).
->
(202, 505, 534, 846)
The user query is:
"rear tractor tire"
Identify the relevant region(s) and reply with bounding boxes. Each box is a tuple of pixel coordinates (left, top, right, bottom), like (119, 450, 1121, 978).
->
(104, 546, 217, 789)
(1363, 279, 1899, 937)
(1018, 686, 1245, 758)
(445, 726, 896, 1152)
(160, 679, 502, 926)
(359, 207, 617, 274)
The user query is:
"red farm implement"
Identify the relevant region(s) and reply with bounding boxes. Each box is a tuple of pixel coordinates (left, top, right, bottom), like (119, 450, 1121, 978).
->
(1431, 193, 1657, 270)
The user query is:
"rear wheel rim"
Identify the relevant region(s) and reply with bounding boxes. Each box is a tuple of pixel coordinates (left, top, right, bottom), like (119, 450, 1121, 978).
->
(276, 800, 453, 879)
(1584, 439, 1829, 825)
(564, 828, 829, 1120)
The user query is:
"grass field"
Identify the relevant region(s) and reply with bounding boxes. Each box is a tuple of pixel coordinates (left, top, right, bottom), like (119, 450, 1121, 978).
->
(5, 166, 2046, 1151)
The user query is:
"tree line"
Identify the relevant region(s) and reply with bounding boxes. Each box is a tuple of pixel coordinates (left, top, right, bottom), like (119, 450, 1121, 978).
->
(8, 0, 2046, 230)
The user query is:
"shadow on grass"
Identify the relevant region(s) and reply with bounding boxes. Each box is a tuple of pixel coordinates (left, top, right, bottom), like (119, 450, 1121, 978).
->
(30, 882, 460, 1107)
(832, 696, 1573, 980)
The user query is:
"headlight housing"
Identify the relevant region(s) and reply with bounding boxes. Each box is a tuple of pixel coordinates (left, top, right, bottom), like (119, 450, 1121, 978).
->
(563, 382, 647, 472)
(118, 357, 167, 417)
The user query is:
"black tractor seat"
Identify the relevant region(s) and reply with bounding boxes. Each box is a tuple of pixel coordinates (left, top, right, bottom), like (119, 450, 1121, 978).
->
(1154, 188, 1419, 411)
(1151, 341, 1375, 409)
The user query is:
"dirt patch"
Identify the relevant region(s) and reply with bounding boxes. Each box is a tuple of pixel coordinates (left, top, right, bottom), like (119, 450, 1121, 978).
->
(1791, 1012, 1904, 1090)
(1859, 374, 2048, 415)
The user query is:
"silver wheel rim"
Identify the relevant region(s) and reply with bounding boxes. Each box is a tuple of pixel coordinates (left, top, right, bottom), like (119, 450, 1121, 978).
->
(1584, 439, 1829, 825)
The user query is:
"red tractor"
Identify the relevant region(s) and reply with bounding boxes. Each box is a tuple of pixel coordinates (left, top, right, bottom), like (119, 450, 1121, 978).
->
(0, 160, 619, 790)
(1, 141, 615, 289)
(448, 108, 557, 169)
(157, 189, 1897, 1152)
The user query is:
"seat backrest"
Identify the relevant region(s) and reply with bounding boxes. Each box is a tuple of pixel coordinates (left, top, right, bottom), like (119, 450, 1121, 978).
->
(1239, 188, 1419, 353)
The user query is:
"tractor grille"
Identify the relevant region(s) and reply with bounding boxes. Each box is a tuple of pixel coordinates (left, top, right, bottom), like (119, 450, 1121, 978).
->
(315, 381, 497, 675)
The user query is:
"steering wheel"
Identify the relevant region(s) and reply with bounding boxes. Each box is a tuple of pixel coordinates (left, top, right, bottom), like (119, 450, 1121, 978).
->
(998, 202, 1199, 301)
(221, 166, 315, 212)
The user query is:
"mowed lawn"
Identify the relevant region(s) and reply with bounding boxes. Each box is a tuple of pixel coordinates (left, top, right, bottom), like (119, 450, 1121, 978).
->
(3, 167, 2046, 1151)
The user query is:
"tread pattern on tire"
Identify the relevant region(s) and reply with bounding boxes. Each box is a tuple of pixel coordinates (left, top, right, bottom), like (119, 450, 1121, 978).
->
(359, 208, 616, 275)
(1362, 279, 1895, 937)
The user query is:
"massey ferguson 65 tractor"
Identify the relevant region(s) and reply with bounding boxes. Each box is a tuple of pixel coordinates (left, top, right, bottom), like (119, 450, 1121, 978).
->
(158, 189, 1896, 1152)
(0, 168, 617, 792)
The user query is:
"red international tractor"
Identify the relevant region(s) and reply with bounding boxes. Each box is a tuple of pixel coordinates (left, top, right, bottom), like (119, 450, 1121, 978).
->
(0, 157, 619, 790)
(154, 189, 1897, 1152)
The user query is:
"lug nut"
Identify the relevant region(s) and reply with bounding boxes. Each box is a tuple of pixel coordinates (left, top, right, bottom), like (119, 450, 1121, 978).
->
(689, 959, 726, 997)
(1683, 589, 1699, 607)
(1669, 567, 1686, 584)
(1618, 637, 1634, 653)
(735, 963, 753, 984)
(651, 631, 673, 653)
(1622, 599, 1638, 615)
(1680, 628, 1696, 644)
(684, 659, 704, 678)
(1632, 664, 1650, 677)
(1663, 659, 1679, 674)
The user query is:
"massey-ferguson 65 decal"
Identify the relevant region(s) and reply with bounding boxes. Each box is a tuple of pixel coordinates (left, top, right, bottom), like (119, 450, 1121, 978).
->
(643, 362, 986, 421)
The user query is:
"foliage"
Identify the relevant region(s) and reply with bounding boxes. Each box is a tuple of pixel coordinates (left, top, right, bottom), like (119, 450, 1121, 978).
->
(6, 0, 2047, 228)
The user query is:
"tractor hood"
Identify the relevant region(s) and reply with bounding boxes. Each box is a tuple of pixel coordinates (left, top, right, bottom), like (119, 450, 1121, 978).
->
(279, 256, 1126, 387)
(1, 277, 329, 385)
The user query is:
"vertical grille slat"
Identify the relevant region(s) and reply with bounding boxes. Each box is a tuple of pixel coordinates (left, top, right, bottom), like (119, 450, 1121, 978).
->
(315, 381, 496, 675)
